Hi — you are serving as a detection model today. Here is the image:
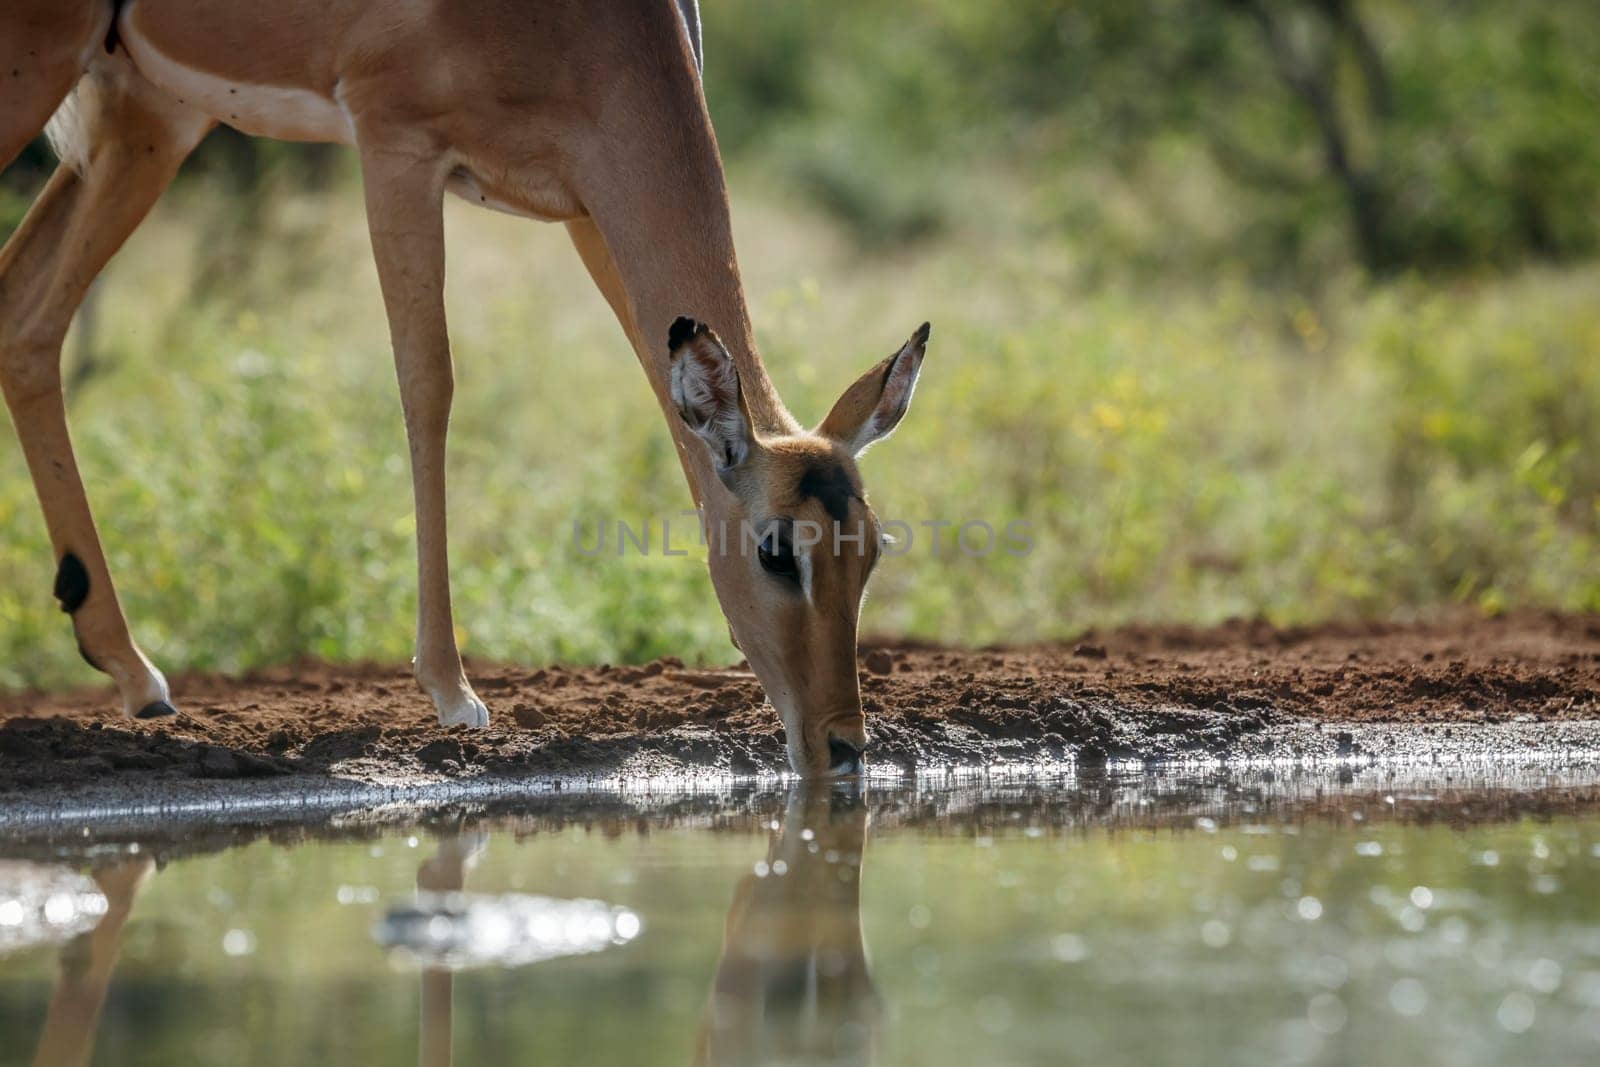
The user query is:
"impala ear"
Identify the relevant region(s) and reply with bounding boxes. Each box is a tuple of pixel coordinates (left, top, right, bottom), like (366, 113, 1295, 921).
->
(817, 322, 929, 455)
(668, 317, 755, 487)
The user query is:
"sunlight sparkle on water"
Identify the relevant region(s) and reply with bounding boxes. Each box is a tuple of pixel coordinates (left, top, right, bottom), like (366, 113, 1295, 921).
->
(373, 891, 641, 971)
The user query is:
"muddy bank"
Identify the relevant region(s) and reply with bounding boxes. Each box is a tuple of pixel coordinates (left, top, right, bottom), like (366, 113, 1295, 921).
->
(1, 611, 1597, 799)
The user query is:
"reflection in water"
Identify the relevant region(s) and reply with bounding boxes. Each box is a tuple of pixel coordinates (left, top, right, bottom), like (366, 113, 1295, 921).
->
(697, 784, 880, 1067)
(24, 858, 151, 1067)
(390, 831, 644, 1067)
(2, 766, 1600, 1066)
(0, 862, 109, 957)
(376, 832, 642, 970)
(415, 831, 484, 1067)
(383, 795, 875, 1067)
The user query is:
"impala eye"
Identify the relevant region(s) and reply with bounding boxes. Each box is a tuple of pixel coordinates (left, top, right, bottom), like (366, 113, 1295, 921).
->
(757, 530, 799, 581)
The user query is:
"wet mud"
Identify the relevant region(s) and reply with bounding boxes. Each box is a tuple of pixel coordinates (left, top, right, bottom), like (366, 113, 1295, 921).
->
(1, 612, 1597, 807)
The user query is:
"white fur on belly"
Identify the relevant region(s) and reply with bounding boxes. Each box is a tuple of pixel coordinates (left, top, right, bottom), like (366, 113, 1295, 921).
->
(120, 20, 355, 145)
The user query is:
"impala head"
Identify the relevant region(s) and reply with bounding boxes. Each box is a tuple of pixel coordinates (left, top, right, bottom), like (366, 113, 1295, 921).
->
(695, 784, 877, 1066)
(668, 317, 928, 778)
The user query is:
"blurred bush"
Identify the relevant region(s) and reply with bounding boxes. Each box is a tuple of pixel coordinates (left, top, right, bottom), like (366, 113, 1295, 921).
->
(700, 0, 1600, 275)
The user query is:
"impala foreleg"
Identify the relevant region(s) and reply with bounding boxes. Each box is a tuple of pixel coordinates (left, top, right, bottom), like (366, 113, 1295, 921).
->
(30, 856, 153, 1067)
(0, 61, 207, 717)
(359, 144, 488, 728)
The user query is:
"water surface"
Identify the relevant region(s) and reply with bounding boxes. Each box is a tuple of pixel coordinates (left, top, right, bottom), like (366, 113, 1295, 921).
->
(3, 765, 1600, 1065)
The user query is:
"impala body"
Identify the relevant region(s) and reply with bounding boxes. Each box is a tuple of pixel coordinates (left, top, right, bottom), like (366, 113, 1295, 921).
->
(0, 0, 927, 776)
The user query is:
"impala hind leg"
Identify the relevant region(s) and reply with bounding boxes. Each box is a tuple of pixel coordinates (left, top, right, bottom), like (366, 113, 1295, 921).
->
(0, 63, 208, 717)
(359, 145, 488, 728)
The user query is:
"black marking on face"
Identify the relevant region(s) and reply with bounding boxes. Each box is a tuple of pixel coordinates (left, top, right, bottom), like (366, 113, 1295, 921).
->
(54, 553, 90, 614)
(798, 463, 859, 524)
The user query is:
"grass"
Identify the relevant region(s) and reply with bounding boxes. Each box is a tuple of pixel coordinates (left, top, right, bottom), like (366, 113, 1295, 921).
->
(1, 173, 1597, 692)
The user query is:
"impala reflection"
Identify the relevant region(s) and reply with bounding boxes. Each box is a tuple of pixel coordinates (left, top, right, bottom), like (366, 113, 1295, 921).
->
(696, 785, 879, 1067)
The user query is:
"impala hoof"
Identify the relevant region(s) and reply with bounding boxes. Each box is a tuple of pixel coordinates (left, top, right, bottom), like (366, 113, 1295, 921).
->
(135, 700, 177, 719)
(435, 691, 490, 729)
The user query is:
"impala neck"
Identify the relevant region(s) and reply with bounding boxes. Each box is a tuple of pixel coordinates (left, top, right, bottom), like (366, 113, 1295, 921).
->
(577, 100, 801, 508)
(592, 195, 794, 434)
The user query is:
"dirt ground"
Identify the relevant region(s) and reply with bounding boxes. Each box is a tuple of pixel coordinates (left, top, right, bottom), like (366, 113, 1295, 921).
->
(2, 611, 1598, 795)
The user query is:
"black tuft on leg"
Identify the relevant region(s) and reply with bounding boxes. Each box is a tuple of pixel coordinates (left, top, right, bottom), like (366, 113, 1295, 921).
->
(53, 552, 90, 614)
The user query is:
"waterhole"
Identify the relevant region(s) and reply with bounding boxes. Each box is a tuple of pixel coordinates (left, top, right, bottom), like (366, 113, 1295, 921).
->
(3, 764, 1600, 1065)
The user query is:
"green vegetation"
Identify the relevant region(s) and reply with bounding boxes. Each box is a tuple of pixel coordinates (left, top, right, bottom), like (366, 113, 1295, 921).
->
(1, 1, 1597, 690)
(703, 0, 1600, 277)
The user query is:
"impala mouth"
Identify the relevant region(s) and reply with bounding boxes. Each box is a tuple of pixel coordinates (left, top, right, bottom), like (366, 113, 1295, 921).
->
(827, 736, 865, 776)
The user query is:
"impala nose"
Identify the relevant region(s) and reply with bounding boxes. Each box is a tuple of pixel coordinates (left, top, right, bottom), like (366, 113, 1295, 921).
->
(827, 736, 865, 776)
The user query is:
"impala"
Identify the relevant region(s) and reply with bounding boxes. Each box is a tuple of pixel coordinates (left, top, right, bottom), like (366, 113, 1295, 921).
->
(696, 786, 878, 1065)
(0, 0, 928, 777)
